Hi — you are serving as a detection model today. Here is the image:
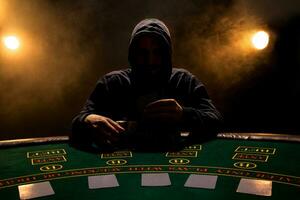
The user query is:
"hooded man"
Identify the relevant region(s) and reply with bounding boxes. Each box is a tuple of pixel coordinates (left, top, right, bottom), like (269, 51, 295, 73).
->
(71, 19, 222, 150)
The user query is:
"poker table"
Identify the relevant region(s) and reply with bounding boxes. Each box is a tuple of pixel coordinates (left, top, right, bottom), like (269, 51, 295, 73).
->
(0, 133, 300, 199)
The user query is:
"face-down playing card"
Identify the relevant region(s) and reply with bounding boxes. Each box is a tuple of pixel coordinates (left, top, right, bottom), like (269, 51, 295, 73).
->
(18, 181, 55, 200)
(141, 173, 171, 186)
(88, 174, 119, 189)
(184, 174, 218, 189)
(236, 178, 272, 196)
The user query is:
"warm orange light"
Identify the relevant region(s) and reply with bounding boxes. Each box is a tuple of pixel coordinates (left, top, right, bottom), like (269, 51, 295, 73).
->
(251, 31, 269, 50)
(3, 35, 20, 50)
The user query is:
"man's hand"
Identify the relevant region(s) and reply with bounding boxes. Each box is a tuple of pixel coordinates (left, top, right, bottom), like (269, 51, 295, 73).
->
(84, 114, 125, 145)
(143, 99, 183, 124)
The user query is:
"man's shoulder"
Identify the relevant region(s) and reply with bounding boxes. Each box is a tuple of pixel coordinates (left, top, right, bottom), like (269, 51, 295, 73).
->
(171, 68, 196, 80)
(170, 68, 205, 88)
(104, 68, 131, 79)
(100, 68, 132, 83)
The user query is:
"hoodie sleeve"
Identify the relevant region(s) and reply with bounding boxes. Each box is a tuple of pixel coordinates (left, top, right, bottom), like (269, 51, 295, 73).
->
(70, 78, 111, 147)
(176, 70, 223, 139)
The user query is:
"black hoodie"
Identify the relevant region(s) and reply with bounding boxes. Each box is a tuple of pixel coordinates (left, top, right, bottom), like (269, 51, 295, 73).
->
(128, 18, 172, 92)
(71, 19, 222, 149)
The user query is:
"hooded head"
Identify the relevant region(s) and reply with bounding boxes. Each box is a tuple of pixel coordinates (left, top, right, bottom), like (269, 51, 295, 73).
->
(128, 19, 172, 91)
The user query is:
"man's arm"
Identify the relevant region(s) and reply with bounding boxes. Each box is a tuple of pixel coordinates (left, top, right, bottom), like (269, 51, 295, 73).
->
(71, 79, 124, 148)
(180, 75, 223, 138)
(142, 71, 222, 139)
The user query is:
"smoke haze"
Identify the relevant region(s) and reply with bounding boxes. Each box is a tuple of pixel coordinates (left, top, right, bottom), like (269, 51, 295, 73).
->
(0, 0, 299, 138)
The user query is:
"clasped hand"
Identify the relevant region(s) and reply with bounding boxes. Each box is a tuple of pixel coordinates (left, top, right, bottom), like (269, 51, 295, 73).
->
(84, 99, 183, 145)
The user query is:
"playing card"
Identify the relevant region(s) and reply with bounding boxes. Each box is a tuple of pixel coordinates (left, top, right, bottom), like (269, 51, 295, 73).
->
(18, 181, 55, 200)
(141, 173, 171, 186)
(236, 178, 272, 196)
(184, 174, 218, 189)
(88, 174, 119, 189)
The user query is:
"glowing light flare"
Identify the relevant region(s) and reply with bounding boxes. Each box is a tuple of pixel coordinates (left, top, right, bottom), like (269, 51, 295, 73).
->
(3, 36, 20, 50)
(251, 31, 269, 50)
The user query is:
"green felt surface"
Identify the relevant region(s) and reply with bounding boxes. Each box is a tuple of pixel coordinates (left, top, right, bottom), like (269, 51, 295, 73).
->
(0, 139, 299, 199)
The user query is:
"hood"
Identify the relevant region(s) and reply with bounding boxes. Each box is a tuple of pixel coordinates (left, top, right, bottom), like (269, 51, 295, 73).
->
(128, 18, 173, 91)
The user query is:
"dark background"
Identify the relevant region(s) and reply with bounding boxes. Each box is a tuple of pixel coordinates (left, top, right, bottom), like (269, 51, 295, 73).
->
(0, 0, 299, 140)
